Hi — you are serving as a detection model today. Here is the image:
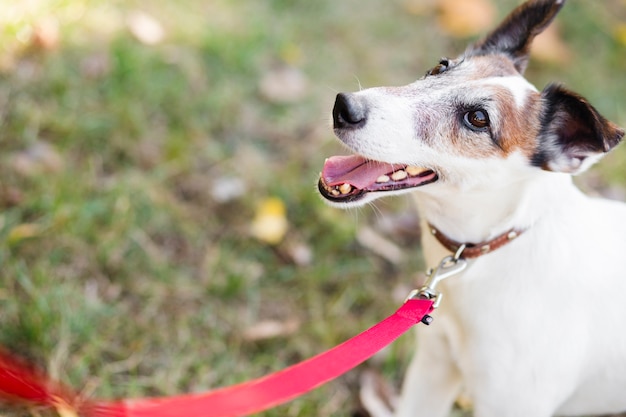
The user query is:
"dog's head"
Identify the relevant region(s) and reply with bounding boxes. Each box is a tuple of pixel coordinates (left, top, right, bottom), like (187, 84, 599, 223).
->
(318, 0, 624, 207)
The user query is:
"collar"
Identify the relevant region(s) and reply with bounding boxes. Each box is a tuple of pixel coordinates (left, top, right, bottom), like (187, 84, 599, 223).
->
(427, 223, 525, 259)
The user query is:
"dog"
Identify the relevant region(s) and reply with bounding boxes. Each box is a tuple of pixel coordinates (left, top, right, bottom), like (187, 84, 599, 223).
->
(317, 0, 626, 416)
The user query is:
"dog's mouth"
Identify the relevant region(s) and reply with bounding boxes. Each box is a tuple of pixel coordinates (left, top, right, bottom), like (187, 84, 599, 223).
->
(318, 155, 438, 203)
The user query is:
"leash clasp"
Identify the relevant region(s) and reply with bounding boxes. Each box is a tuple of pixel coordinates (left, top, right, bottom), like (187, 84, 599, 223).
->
(406, 245, 468, 308)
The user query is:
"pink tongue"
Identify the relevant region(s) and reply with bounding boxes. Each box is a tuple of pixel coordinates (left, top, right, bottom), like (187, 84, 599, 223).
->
(322, 155, 397, 189)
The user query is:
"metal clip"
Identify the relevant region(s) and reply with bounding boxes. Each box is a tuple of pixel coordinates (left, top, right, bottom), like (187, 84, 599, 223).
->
(406, 246, 468, 308)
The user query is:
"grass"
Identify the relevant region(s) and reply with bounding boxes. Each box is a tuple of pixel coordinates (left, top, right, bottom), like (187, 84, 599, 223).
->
(0, 0, 625, 416)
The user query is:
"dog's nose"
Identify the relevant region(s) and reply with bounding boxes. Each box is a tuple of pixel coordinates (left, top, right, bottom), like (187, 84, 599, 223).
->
(333, 93, 367, 129)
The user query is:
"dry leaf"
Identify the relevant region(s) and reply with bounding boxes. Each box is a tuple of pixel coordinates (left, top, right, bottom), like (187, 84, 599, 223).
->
(242, 318, 300, 341)
(531, 24, 571, 64)
(403, 0, 437, 16)
(456, 392, 474, 411)
(286, 241, 313, 266)
(356, 226, 404, 265)
(11, 142, 64, 177)
(437, 0, 496, 38)
(127, 11, 165, 45)
(210, 176, 247, 203)
(259, 65, 309, 104)
(615, 23, 626, 48)
(7, 223, 41, 244)
(250, 197, 289, 245)
(52, 397, 79, 417)
(0, 185, 23, 207)
(31, 17, 60, 51)
(279, 42, 303, 66)
(359, 369, 398, 415)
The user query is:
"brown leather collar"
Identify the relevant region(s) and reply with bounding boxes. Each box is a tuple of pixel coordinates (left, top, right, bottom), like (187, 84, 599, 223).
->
(428, 223, 525, 259)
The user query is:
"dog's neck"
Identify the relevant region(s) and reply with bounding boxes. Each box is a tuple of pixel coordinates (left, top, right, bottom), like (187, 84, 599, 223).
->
(413, 171, 579, 245)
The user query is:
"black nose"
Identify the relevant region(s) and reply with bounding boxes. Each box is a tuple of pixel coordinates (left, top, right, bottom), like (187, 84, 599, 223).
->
(333, 93, 367, 129)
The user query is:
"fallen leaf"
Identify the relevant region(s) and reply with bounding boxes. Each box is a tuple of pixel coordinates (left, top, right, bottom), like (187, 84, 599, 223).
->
(31, 17, 60, 51)
(7, 223, 41, 244)
(279, 42, 303, 66)
(286, 241, 313, 266)
(53, 395, 78, 417)
(615, 23, 626, 48)
(403, 0, 437, 16)
(356, 226, 404, 265)
(210, 176, 247, 203)
(127, 11, 165, 45)
(437, 0, 496, 38)
(250, 197, 289, 245)
(11, 142, 64, 177)
(259, 65, 309, 104)
(359, 369, 398, 415)
(52, 397, 78, 417)
(242, 318, 300, 341)
(0, 185, 23, 207)
(456, 392, 474, 411)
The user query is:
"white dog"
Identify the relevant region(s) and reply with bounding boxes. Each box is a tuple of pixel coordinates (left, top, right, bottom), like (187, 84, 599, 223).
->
(318, 1, 626, 416)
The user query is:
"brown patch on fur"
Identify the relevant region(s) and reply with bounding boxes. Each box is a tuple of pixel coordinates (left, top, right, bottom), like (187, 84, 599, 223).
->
(467, 55, 520, 79)
(449, 118, 500, 159)
(468, 56, 545, 158)
(449, 82, 543, 161)
(443, 55, 544, 160)
(496, 87, 543, 156)
(465, 57, 544, 158)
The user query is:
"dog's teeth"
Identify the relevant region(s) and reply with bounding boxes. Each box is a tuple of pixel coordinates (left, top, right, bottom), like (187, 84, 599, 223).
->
(406, 166, 426, 177)
(331, 189, 340, 196)
(376, 175, 390, 183)
(391, 170, 408, 181)
(339, 183, 352, 195)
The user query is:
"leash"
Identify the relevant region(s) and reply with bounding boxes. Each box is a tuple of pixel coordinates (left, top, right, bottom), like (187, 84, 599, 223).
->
(0, 298, 435, 417)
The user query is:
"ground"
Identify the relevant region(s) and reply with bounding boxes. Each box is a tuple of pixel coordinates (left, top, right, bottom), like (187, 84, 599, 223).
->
(0, 0, 625, 416)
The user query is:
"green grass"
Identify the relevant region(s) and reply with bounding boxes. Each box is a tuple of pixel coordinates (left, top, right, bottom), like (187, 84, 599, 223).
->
(0, 1, 625, 416)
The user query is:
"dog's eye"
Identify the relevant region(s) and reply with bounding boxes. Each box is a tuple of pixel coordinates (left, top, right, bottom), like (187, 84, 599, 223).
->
(463, 110, 490, 131)
(427, 59, 449, 76)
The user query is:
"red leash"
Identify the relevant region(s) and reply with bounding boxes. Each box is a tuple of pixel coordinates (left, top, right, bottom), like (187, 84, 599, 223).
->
(0, 298, 434, 417)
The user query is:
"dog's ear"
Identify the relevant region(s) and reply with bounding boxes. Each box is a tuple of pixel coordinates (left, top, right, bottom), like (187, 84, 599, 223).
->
(532, 84, 624, 174)
(469, 0, 565, 73)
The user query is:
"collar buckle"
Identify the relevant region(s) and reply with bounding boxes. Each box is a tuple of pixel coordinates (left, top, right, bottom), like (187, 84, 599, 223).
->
(406, 225, 526, 309)
(406, 253, 468, 308)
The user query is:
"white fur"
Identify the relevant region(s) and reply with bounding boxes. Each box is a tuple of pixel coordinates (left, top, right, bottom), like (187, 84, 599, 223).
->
(353, 133, 626, 417)
(404, 170, 626, 417)
(482, 75, 538, 107)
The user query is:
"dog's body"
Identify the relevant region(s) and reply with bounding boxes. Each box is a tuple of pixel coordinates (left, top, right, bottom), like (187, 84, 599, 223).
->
(318, 1, 626, 416)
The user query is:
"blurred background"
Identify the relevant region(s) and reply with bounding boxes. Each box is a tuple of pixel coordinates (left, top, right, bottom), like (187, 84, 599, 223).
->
(0, 0, 625, 416)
